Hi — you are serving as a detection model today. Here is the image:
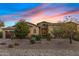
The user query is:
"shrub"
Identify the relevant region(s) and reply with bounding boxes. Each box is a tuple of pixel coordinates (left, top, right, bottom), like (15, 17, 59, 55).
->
(31, 35, 36, 38)
(35, 35, 41, 41)
(30, 35, 36, 44)
(8, 44, 14, 48)
(30, 40, 35, 44)
(0, 43, 6, 45)
(31, 35, 41, 41)
(41, 35, 47, 39)
(14, 43, 19, 46)
(47, 34, 52, 41)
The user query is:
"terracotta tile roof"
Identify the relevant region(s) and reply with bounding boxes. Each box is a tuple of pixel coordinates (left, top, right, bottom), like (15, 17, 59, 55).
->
(13, 22, 38, 27)
(25, 22, 38, 27)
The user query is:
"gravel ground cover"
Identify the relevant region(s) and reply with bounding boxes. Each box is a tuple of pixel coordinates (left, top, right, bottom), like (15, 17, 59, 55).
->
(0, 39, 78, 56)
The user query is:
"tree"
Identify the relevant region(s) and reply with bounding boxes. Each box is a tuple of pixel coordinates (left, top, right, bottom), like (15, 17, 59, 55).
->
(62, 16, 77, 44)
(62, 22, 76, 44)
(14, 20, 29, 39)
(51, 16, 77, 44)
(52, 26, 64, 39)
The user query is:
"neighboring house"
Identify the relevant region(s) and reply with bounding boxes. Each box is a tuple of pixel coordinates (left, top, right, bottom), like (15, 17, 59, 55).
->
(2, 21, 79, 39)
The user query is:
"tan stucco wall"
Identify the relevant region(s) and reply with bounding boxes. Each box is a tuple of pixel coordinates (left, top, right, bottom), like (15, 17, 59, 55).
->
(28, 26, 39, 37)
(48, 26, 54, 37)
(48, 26, 53, 34)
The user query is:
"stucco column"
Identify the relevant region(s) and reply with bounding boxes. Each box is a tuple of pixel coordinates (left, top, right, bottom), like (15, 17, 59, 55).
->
(3, 31, 6, 39)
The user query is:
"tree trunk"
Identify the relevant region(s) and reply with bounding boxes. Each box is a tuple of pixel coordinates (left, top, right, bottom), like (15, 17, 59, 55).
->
(69, 34, 72, 44)
(69, 38, 72, 44)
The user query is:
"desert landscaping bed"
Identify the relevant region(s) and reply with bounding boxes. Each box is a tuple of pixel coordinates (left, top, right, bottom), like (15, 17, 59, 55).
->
(0, 39, 78, 56)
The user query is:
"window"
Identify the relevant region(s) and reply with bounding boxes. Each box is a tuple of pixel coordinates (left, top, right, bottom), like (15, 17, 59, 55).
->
(42, 24, 48, 28)
(43, 24, 46, 26)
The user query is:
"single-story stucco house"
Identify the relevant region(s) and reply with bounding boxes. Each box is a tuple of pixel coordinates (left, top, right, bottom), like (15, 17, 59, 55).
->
(2, 21, 79, 39)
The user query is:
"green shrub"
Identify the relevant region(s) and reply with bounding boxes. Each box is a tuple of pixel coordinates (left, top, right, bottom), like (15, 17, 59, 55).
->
(41, 35, 47, 39)
(35, 35, 41, 41)
(31, 35, 41, 41)
(30, 35, 36, 44)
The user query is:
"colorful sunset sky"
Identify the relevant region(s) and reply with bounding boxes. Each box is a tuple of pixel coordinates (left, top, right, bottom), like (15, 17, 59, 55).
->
(0, 3, 79, 27)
